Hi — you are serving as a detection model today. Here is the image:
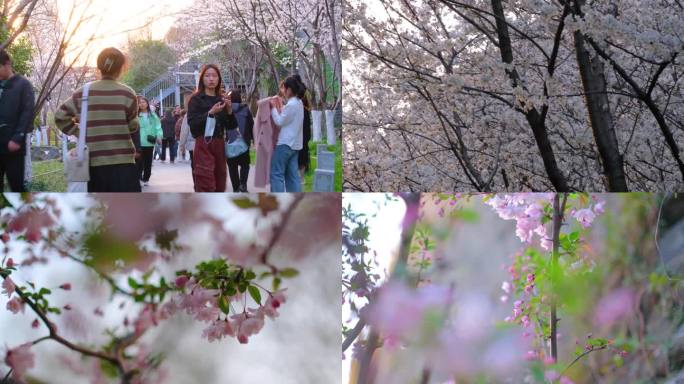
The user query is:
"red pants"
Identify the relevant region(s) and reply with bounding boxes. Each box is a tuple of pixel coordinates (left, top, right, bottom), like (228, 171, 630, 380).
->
(193, 138, 227, 192)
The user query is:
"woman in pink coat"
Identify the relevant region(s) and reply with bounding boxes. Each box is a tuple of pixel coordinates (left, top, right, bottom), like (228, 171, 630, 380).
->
(254, 97, 280, 188)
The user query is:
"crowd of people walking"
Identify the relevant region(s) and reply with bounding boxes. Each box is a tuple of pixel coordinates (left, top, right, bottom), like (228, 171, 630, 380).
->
(0, 46, 315, 193)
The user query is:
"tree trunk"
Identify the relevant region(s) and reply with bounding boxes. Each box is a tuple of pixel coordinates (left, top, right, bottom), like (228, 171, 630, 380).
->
(573, 30, 628, 191)
(490, 0, 569, 192)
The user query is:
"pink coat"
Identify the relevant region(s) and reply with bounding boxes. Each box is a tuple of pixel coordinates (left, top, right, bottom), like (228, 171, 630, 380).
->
(254, 97, 280, 188)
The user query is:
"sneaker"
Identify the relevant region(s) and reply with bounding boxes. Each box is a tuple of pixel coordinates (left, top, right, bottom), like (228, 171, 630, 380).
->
(239, 184, 248, 193)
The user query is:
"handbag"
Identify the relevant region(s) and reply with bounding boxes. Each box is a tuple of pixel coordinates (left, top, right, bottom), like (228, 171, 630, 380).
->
(65, 82, 92, 192)
(225, 130, 249, 159)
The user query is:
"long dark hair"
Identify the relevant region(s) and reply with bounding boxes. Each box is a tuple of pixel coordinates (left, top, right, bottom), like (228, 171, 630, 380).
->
(138, 96, 158, 118)
(280, 75, 302, 98)
(138, 96, 151, 114)
(193, 64, 223, 98)
(292, 74, 311, 111)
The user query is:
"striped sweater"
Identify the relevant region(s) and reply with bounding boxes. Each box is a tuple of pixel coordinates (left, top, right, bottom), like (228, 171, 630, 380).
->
(54, 80, 140, 167)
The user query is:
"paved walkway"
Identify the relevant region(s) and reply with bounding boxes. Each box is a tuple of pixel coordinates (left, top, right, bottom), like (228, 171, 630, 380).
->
(143, 158, 269, 193)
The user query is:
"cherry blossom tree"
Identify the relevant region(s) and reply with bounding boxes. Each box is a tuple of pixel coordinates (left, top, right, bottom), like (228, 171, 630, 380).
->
(0, 0, 41, 51)
(342, 193, 683, 383)
(1, 193, 340, 383)
(343, 0, 683, 192)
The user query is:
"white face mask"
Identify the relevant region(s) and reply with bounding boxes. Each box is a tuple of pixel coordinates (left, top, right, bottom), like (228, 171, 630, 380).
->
(205, 114, 216, 138)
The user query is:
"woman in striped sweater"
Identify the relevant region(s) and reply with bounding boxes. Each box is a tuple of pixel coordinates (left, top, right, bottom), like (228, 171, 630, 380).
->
(55, 47, 141, 192)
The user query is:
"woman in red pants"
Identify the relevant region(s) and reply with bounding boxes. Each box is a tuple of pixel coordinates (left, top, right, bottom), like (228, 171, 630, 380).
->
(186, 64, 238, 192)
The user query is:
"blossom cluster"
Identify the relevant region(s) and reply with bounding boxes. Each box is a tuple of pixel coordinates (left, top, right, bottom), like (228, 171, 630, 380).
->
(486, 194, 606, 250)
(160, 273, 287, 344)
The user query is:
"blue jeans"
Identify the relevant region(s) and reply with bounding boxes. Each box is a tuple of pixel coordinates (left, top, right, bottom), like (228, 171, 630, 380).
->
(270, 145, 301, 192)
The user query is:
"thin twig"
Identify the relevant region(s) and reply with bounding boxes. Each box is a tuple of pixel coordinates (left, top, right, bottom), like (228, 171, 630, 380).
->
(561, 345, 607, 376)
(1, 274, 124, 370)
(550, 193, 568, 362)
(342, 318, 366, 352)
(258, 194, 306, 271)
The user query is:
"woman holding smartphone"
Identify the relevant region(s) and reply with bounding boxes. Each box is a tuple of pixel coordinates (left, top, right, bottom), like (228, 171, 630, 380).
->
(186, 64, 238, 192)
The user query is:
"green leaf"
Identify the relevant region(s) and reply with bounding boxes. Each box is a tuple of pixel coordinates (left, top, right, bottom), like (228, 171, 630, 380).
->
(83, 232, 141, 270)
(589, 338, 609, 347)
(226, 285, 237, 296)
(569, 231, 580, 242)
(245, 270, 256, 280)
(233, 198, 259, 209)
(237, 282, 248, 293)
(279, 268, 299, 278)
(248, 285, 262, 305)
(273, 277, 282, 290)
(218, 295, 230, 314)
(128, 277, 139, 289)
(47, 307, 61, 315)
(100, 360, 119, 379)
(451, 208, 479, 222)
(38, 287, 51, 296)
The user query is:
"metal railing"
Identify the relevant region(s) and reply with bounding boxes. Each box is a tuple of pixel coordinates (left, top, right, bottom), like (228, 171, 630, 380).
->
(139, 60, 245, 113)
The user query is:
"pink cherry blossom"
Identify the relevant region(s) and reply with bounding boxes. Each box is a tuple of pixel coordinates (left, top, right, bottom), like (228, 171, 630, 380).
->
(593, 201, 606, 215)
(6, 297, 25, 314)
(202, 320, 235, 342)
(5, 258, 14, 268)
(365, 282, 451, 345)
(572, 208, 596, 228)
(7, 207, 56, 243)
(545, 370, 560, 381)
(175, 275, 189, 288)
(2, 277, 16, 297)
(521, 315, 530, 328)
(593, 288, 636, 327)
(158, 301, 177, 320)
(59, 283, 72, 290)
(5, 343, 35, 380)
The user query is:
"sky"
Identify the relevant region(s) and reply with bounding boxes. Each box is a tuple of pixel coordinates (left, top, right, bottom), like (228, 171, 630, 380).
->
(56, 0, 194, 66)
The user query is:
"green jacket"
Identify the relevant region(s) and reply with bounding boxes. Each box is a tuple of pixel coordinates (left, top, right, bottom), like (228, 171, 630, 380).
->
(138, 112, 162, 148)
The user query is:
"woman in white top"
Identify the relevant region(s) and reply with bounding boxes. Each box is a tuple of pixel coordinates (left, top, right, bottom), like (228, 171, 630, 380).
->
(270, 75, 304, 192)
